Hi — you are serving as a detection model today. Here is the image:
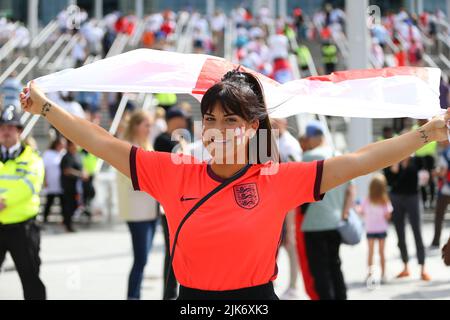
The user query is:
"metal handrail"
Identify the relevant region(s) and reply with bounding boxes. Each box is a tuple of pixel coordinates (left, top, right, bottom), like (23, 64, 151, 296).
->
(423, 53, 439, 68)
(31, 20, 58, 48)
(38, 34, 70, 68)
(95, 94, 130, 172)
(287, 35, 335, 148)
(129, 20, 145, 48)
(439, 53, 450, 70)
(30, 20, 53, 47)
(20, 112, 31, 126)
(176, 19, 189, 52)
(436, 18, 450, 31)
(105, 33, 128, 58)
(416, 23, 435, 48)
(224, 19, 233, 61)
(385, 36, 399, 53)
(142, 94, 154, 112)
(0, 56, 24, 84)
(437, 33, 450, 49)
(51, 34, 79, 71)
(17, 56, 39, 82)
(173, 11, 190, 46)
(20, 114, 39, 140)
(288, 54, 301, 78)
(331, 29, 349, 59)
(178, 12, 198, 53)
(105, 33, 122, 58)
(0, 37, 20, 62)
(395, 32, 443, 71)
(83, 55, 94, 65)
(287, 34, 301, 78)
(117, 34, 130, 54)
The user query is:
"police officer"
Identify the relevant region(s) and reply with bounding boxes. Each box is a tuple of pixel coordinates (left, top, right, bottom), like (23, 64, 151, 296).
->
(322, 39, 338, 75)
(0, 105, 46, 300)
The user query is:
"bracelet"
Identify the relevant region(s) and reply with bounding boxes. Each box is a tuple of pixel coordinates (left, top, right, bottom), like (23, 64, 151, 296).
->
(40, 102, 52, 117)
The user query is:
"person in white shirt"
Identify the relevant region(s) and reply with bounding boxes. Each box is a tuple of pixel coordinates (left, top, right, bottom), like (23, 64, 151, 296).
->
(210, 10, 227, 55)
(272, 118, 303, 300)
(50, 92, 85, 120)
(330, 8, 345, 26)
(80, 21, 104, 56)
(42, 137, 66, 223)
(268, 33, 289, 61)
(15, 24, 30, 50)
(72, 34, 88, 68)
(276, 118, 303, 163)
(117, 110, 159, 300)
(57, 9, 69, 33)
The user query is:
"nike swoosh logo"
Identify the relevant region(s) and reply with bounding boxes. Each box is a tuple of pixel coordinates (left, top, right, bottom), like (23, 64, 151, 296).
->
(180, 196, 199, 202)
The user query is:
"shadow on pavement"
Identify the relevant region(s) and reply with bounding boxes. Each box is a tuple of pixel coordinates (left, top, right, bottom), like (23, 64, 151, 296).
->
(392, 287, 450, 300)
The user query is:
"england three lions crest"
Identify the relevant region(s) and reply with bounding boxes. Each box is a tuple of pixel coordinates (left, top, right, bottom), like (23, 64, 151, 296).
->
(233, 183, 259, 209)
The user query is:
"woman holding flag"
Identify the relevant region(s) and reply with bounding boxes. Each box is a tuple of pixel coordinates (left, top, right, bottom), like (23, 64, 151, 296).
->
(20, 68, 450, 300)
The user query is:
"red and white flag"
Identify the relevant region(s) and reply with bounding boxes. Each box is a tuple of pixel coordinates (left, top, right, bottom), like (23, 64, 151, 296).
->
(33, 48, 442, 119)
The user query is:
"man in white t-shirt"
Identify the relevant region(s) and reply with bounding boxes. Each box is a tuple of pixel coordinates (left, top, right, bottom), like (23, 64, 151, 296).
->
(272, 118, 302, 162)
(50, 92, 86, 119)
(42, 137, 66, 223)
(268, 33, 289, 61)
(211, 11, 226, 33)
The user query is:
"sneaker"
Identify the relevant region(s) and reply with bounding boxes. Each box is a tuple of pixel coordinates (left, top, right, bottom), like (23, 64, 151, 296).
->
(366, 274, 380, 290)
(280, 288, 300, 300)
(421, 272, 431, 281)
(396, 270, 410, 278)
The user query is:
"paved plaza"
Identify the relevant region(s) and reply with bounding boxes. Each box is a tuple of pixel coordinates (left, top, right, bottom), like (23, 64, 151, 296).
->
(1, 217, 449, 300)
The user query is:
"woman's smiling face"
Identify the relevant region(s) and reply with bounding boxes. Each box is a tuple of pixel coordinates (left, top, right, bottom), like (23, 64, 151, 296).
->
(202, 103, 258, 164)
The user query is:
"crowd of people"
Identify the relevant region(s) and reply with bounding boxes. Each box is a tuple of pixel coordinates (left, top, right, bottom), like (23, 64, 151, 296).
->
(0, 4, 450, 302)
(0, 17, 30, 51)
(5, 97, 450, 300)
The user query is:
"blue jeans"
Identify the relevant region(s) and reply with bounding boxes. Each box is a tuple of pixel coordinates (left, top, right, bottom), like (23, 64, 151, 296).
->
(127, 220, 158, 300)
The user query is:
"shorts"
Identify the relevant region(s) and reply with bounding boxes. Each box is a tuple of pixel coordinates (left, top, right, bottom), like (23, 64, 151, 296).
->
(367, 232, 387, 239)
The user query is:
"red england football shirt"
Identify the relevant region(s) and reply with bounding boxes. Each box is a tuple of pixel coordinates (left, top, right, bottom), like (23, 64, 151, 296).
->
(130, 146, 324, 291)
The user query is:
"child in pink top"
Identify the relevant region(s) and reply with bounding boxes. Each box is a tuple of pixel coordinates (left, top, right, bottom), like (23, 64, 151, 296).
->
(361, 174, 393, 282)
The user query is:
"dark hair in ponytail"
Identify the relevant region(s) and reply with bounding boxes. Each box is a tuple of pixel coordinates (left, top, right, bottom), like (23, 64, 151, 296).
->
(201, 69, 279, 164)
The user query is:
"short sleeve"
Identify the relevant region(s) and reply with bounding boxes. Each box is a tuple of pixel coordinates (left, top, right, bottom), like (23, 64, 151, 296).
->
(385, 201, 393, 213)
(60, 155, 72, 170)
(129, 146, 174, 202)
(275, 160, 325, 211)
(129, 146, 197, 203)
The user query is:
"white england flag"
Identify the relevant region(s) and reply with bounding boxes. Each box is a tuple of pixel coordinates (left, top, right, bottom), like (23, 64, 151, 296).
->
(33, 48, 443, 119)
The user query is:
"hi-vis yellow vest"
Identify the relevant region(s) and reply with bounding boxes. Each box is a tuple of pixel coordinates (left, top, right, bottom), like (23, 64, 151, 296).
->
(80, 151, 98, 175)
(322, 44, 338, 64)
(155, 93, 177, 107)
(0, 145, 44, 225)
(297, 45, 312, 68)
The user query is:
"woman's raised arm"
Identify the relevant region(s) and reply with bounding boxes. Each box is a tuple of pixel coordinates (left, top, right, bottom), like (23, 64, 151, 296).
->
(20, 82, 132, 177)
(320, 109, 450, 194)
